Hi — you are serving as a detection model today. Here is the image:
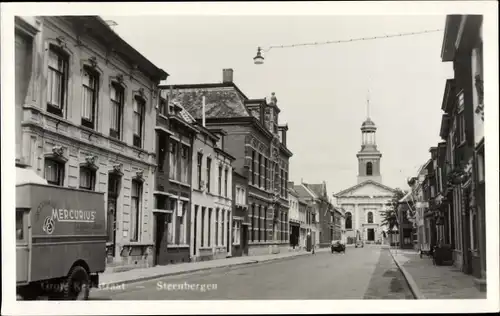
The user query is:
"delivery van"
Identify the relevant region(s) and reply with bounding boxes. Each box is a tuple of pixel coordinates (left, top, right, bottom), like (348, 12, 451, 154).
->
(16, 166, 106, 300)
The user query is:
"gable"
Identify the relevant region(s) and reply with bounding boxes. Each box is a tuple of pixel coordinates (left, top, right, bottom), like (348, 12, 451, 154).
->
(335, 180, 396, 198)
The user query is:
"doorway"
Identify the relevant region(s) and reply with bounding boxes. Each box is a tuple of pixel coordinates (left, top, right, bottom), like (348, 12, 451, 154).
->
(367, 228, 375, 241)
(242, 225, 248, 255)
(107, 173, 121, 259)
(154, 213, 170, 266)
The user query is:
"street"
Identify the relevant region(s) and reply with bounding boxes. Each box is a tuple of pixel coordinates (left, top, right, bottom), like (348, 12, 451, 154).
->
(90, 246, 413, 300)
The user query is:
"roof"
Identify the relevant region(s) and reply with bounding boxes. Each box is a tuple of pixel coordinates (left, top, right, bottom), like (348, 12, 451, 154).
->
(67, 16, 168, 81)
(288, 187, 300, 198)
(160, 84, 251, 119)
(361, 117, 376, 128)
(159, 89, 197, 126)
(294, 184, 317, 200)
(333, 179, 397, 197)
(303, 182, 327, 198)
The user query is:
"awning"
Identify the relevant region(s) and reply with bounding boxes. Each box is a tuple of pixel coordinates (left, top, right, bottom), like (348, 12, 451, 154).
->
(16, 167, 47, 186)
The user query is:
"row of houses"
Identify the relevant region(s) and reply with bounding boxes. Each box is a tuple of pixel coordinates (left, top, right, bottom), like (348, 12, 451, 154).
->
(401, 15, 485, 292)
(15, 16, 344, 271)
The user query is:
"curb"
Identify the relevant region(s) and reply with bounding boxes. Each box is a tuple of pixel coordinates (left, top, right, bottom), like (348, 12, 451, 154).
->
(98, 260, 259, 289)
(97, 250, 321, 289)
(389, 250, 425, 299)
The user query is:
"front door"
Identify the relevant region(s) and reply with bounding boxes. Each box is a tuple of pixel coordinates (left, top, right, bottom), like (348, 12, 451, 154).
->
(368, 228, 375, 241)
(155, 213, 170, 266)
(242, 225, 248, 255)
(107, 199, 117, 259)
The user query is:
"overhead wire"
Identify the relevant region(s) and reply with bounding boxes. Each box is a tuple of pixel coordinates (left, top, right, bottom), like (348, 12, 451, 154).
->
(260, 29, 443, 53)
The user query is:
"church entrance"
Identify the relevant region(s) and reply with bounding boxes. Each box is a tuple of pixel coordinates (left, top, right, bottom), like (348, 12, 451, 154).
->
(367, 228, 375, 241)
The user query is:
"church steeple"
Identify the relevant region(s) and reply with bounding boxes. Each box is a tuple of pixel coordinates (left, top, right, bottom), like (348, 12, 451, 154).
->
(357, 93, 382, 184)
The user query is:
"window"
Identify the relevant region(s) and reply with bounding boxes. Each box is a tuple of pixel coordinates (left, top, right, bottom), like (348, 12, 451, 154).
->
(263, 207, 267, 242)
(285, 172, 288, 198)
(281, 169, 285, 196)
(345, 212, 352, 229)
(16, 211, 24, 241)
(47, 46, 68, 116)
(166, 213, 173, 244)
(477, 151, 485, 183)
(44, 159, 64, 186)
(218, 165, 223, 195)
(264, 158, 268, 190)
(233, 221, 241, 245)
(257, 205, 261, 242)
(133, 97, 145, 148)
(457, 91, 466, 144)
(251, 204, 255, 242)
(110, 83, 124, 139)
(221, 209, 225, 246)
(258, 153, 262, 187)
(169, 141, 178, 180)
(215, 209, 219, 246)
(181, 145, 189, 183)
(79, 167, 95, 191)
(367, 212, 373, 224)
(130, 180, 142, 242)
(157, 133, 167, 172)
(81, 68, 98, 129)
(159, 97, 168, 116)
(251, 150, 256, 185)
(197, 153, 203, 189)
(224, 169, 228, 197)
(178, 201, 187, 245)
(201, 207, 205, 247)
(366, 162, 373, 176)
(208, 208, 212, 247)
(206, 157, 212, 193)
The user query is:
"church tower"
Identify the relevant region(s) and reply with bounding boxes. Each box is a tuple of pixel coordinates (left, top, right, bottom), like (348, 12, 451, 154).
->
(357, 96, 382, 184)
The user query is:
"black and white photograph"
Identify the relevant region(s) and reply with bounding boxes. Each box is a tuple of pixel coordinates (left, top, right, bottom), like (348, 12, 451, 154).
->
(1, 1, 498, 315)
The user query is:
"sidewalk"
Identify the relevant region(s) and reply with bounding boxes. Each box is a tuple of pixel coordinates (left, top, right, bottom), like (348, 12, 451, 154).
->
(99, 247, 330, 288)
(390, 249, 486, 299)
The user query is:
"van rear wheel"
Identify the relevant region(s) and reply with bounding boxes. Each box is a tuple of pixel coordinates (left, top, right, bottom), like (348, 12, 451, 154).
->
(64, 266, 90, 300)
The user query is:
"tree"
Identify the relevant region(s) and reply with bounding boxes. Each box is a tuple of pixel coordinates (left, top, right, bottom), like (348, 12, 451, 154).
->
(380, 188, 407, 245)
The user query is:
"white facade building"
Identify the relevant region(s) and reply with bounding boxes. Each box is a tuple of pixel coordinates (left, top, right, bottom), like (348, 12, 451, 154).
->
(190, 126, 234, 261)
(334, 115, 397, 244)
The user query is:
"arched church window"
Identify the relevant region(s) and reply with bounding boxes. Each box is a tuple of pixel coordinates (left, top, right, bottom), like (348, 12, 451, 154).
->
(345, 212, 352, 229)
(368, 212, 373, 224)
(366, 162, 373, 176)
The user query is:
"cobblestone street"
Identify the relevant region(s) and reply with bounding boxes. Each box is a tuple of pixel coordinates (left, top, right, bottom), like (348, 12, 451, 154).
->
(90, 245, 413, 300)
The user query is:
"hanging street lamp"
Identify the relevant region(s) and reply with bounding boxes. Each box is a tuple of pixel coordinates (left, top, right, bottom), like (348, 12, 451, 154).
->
(253, 47, 264, 65)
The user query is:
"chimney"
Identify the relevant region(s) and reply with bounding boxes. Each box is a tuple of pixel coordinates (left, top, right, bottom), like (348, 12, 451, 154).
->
(223, 68, 233, 83)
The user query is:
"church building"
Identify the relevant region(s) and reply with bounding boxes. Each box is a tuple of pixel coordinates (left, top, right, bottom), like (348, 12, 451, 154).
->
(333, 109, 398, 244)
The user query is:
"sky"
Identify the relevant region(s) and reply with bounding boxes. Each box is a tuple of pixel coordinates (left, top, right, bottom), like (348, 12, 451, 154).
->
(103, 14, 454, 195)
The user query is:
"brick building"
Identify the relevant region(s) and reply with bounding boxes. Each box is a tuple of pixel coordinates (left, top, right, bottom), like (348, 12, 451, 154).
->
(163, 69, 293, 256)
(15, 16, 168, 269)
(153, 91, 198, 265)
(439, 14, 485, 289)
